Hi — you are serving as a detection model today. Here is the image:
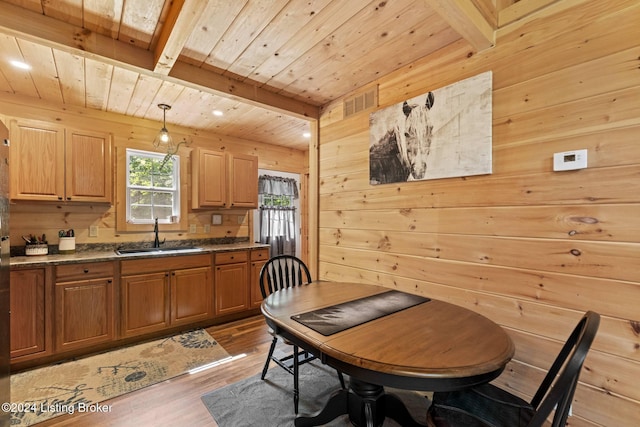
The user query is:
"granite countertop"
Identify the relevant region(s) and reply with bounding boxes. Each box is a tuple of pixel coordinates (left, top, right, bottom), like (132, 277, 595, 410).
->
(10, 240, 269, 268)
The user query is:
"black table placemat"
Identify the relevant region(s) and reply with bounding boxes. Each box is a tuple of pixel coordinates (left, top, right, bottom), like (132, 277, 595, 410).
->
(291, 290, 430, 336)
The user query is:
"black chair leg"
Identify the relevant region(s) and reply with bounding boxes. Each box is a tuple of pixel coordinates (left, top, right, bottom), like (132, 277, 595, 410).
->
(261, 336, 278, 380)
(293, 345, 300, 414)
(337, 370, 346, 389)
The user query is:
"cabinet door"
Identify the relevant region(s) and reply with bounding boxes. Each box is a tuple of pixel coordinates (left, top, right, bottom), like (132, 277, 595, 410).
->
(214, 262, 249, 316)
(170, 266, 213, 325)
(249, 249, 269, 309)
(192, 148, 227, 208)
(9, 120, 65, 201)
(121, 272, 169, 338)
(10, 269, 47, 358)
(54, 278, 114, 352)
(228, 153, 258, 208)
(66, 129, 112, 203)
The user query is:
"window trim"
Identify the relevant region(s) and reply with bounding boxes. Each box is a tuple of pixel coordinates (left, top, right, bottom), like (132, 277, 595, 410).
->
(116, 145, 188, 233)
(125, 148, 180, 225)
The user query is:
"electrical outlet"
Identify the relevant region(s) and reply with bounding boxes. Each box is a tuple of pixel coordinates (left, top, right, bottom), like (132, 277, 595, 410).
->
(89, 225, 99, 237)
(212, 214, 222, 225)
(237, 215, 245, 224)
(204, 224, 211, 233)
(189, 224, 197, 233)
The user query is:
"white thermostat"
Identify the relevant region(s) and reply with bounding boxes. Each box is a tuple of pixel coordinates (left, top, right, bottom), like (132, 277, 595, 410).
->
(553, 149, 587, 171)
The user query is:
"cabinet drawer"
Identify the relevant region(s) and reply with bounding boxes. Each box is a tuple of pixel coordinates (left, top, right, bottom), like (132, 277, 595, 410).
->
(215, 250, 248, 265)
(251, 248, 269, 261)
(121, 253, 211, 275)
(56, 262, 114, 281)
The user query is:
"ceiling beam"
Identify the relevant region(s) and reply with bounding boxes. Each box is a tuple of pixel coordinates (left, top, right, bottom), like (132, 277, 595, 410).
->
(425, 0, 496, 52)
(153, 0, 202, 75)
(168, 62, 319, 119)
(0, 1, 318, 120)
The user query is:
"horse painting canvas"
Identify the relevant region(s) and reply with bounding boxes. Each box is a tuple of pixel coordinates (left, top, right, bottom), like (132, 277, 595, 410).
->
(369, 71, 492, 184)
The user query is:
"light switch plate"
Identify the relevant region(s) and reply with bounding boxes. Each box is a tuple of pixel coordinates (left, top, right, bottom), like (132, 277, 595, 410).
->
(89, 225, 98, 237)
(204, 224, 211, 233)
(189, 224, 197, 233)
(212, 214, 222, 225)
(553, 149, 587, 171)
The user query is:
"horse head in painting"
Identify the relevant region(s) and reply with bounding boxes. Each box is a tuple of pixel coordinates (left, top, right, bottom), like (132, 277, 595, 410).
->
(402, 92, 434, 180)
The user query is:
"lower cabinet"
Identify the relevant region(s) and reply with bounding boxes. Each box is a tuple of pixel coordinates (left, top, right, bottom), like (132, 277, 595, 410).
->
(249, 248, 269, 309)
(120, 254, 213, 338)
(214, 251, 249, 316)
(171, 266, 213, 325)
(215, 248, 270, 315)
(54, 262, 115, 352)
(9, 248, 265, 366)
(10, 268, 48, 359)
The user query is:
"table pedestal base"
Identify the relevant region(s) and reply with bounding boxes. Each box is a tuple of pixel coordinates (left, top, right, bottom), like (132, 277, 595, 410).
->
(294, 378, 426, 427)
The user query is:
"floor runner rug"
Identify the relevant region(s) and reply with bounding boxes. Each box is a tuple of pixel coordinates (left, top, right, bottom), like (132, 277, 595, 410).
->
(11, 329, 229, 426)
(202, 361, 430, 426)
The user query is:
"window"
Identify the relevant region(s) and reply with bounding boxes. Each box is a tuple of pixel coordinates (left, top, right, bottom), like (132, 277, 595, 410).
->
(260, 193, 293, 207)
(126, 149, 180, 224)
(257, 174, 299, 257)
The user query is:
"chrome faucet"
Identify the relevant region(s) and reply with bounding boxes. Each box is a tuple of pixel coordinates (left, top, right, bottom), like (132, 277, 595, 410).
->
(153, 218, 164, 248)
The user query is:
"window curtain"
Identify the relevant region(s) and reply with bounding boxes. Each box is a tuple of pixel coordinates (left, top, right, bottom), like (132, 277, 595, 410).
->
(258, 175, 298, 256)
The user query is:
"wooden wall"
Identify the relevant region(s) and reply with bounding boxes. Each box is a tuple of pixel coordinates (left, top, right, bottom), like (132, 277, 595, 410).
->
(317, 1, 639, 426)
(0, 94, 307, 249)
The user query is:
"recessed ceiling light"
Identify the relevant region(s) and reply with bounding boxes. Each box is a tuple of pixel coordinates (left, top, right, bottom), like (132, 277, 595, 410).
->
(10, 60, 31, 70)
(212, 110, 223, 116)
(303, 132, 311, 138)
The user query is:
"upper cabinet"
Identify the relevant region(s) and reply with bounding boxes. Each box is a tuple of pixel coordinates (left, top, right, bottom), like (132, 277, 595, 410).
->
(229, 153, 258, 208)
(192, 148, 258, 209)
(9, 119, 112, 204)
(65, 129, 112, 203)
(191, 148, 227, 208)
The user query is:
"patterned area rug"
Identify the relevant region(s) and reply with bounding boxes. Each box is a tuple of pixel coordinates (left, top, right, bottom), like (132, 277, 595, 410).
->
(10, 329, 229, 426)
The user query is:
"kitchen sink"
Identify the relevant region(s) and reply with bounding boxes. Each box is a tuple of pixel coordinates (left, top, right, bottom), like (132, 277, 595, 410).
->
(115, 246, 204, 256)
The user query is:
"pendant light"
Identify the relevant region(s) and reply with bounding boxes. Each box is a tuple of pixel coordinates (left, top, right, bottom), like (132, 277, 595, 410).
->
(153, 103, 175, 154)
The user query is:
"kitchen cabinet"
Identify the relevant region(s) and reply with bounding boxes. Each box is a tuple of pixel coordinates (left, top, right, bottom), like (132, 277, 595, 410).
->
(171, 266, 214, 326)
(10, 268, 50, 359)
(120, 254, 213, 338)
(228, 153, 258, 208)
(249, 248, 269, 309)
(191, 148, 226, 208)
(191, 148, 258, 209)
(54, 262, 115, 352)
(214, 250, 249, 316)
(9, 119, 112, 203)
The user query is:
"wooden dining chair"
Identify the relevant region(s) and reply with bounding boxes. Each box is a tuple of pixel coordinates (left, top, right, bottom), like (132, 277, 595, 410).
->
(259, 254, 345, 414)
(427, 311, 600, 427)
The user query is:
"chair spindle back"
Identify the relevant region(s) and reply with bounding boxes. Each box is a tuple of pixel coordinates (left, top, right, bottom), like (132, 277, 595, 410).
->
(259, 255, 312, 299)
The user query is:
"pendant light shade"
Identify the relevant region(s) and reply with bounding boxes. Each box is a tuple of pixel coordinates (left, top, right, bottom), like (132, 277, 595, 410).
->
(153, 103, 175, 153)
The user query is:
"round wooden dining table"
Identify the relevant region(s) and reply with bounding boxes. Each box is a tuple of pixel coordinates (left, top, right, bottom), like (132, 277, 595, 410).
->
(261, 281, 514, 427)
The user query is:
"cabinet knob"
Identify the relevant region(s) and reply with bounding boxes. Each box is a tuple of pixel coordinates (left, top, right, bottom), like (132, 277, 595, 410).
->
(83, 269, 89, 274)
(58, 196, 63, 200)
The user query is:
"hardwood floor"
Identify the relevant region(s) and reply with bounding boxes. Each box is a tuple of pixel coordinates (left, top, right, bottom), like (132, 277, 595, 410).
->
(37, 315, 274, 427)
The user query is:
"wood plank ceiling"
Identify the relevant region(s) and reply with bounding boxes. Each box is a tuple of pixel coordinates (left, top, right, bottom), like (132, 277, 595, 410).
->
(0, 0, 497, 150)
